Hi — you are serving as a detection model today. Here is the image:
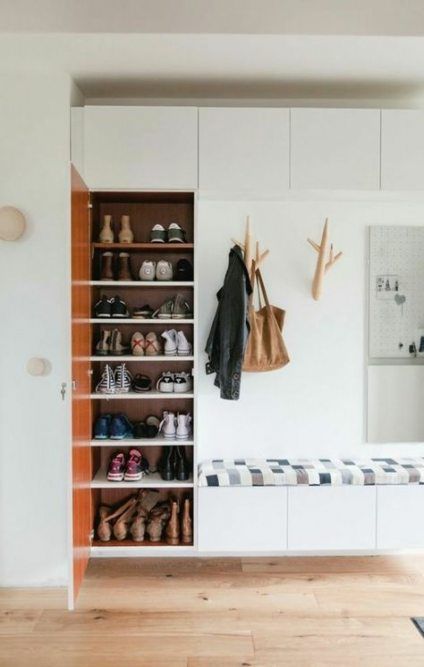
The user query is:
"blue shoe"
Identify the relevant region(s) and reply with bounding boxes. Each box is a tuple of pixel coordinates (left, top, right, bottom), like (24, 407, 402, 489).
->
(110, 413, 134, 440)
(94, 414, 112, 439)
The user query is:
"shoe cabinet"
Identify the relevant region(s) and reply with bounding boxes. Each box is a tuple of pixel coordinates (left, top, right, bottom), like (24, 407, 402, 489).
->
(71, 182, 197, 605)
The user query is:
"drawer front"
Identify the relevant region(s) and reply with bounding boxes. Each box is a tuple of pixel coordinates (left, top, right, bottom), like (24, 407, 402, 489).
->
(377, 486, 424, 549)
(288, 486, 376, 551)
(198, 487, 287, 552)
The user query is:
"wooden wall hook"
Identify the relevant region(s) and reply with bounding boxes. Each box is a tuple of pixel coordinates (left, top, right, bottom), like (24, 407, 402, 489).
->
(307, 218, 343, 300)
(232, 215, 269, 283)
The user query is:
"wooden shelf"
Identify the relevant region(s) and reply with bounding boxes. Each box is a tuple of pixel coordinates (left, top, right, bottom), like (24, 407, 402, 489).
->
(90, 355, 194, 362)
(93, 243, 194, 251)
(91, 469, 194, 489)
(90, 437, 194, 447)
(90, 281, 194, 287)
(91, 391, 194, 400)
(90, 319, 194, 324)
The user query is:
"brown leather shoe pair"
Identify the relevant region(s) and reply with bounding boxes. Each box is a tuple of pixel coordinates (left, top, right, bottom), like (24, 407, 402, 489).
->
(165, 497, 192, 545)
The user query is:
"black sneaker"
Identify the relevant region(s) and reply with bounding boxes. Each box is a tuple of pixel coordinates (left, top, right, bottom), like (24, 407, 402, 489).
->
(111, 295, 129, 318)
(133, 422, 148, 439)
(133, 304, 154, 319)
(150, 224, 166, 243)
(175, 259, 193, 281)
(167, 223, 186, 243)
(132, 374, 152, 393)
(94, 296, 113, 318)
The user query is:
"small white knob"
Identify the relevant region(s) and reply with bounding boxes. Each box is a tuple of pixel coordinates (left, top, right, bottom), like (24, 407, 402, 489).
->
(0, 206, 26, 241)
(26, 358, 51, 377)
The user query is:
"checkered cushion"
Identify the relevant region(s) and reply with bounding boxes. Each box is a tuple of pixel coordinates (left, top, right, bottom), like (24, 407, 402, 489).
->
(198, 458, 424, 487)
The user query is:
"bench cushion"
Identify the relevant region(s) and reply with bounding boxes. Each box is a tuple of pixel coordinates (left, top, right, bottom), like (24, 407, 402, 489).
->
(198, 457, 424, 487)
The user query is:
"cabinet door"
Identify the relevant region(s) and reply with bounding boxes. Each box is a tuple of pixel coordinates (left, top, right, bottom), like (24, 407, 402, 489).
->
(288, 487, 376, 551)
(377, 486, 424, 549)
(381, 110, 424, 190)
(199, 108, 290, 192)
(70, 165, 92, 608)
(198, 487, 287, 552)
(290, 109, 380, 190)
(84, 106, 198, 189)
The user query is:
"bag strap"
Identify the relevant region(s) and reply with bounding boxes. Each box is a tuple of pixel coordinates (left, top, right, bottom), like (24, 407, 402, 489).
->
(255, 269, 271, 308)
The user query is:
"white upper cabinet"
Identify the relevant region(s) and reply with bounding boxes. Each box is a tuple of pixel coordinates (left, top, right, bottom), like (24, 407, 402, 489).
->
(290, 109, 381, 190)
(381, 110, 424, 190)
(83, 106, 198, 190)
(199, 108, 290, 193)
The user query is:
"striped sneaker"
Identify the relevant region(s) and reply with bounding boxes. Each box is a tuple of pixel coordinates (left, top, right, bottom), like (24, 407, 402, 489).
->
(114, 363, 132, 393)
(95, 364, 116, 394)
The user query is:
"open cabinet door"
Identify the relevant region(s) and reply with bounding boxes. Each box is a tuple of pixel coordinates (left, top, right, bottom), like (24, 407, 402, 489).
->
(70, 165, 92, 607)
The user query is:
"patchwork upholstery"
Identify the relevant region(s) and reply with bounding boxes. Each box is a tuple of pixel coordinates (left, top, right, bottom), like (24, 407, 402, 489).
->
(198, 458, 424, 487)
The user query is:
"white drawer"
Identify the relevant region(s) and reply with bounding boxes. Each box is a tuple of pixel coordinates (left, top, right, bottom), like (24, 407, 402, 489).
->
(377, 486, 424, 549)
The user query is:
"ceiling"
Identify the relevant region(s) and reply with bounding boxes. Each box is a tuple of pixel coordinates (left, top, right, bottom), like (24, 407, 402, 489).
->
(1, 2, 424, 104)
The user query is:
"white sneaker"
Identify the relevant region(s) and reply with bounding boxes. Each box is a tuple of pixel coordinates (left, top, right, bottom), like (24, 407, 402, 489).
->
(159, 411, 176, 439)
(173, 371, 193, 394)
(139, 260, 156, 281)
(156, 371, 175, 393)
(131, 332, 145, 356)
(176, 413, 192, 440)
(176, 330, 192, 356)
(161, 329, 177, 356)
(156, 260, 173, 281)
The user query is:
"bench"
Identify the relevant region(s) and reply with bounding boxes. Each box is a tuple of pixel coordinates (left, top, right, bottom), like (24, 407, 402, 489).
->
(197, 458, 424, 554)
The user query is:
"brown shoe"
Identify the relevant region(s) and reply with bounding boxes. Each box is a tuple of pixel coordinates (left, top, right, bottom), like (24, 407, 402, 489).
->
(165, 499, 180, 545)
(118, 252, 133, 281)
(147, 502, 171, 542)
(100, 252, 114, 281)
(181, 497, 192, 545)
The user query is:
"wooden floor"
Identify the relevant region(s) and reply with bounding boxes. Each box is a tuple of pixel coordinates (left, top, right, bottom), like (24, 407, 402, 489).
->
(1, 556, 424, 666)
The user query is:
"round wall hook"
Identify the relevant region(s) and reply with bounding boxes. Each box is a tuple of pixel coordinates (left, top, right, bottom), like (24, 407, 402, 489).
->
(26, 358, 51, 377)
(0, 206, 26, 241)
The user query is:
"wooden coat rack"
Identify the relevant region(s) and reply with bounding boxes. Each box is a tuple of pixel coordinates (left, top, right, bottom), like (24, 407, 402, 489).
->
(307, 218, 343, 301)
(232, 215, 269, 281)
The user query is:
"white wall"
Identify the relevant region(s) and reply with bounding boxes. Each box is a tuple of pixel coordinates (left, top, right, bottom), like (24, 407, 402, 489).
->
(197, 197, 424, 461)
(0, 72, 71, 585)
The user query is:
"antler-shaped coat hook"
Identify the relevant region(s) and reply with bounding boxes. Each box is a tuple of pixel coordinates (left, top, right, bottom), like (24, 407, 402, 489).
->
(307, 218, 342, 300)
(232, 215, 269, 283)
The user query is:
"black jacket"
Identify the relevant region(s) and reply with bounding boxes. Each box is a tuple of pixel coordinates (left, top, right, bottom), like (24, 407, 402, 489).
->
(205, 245, 252, 400)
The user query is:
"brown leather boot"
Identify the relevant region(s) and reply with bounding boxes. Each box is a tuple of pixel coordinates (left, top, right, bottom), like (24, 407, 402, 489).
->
(100, 252, 114, 281)
(165, 499, 180, 545)
(147, 502, 171, 542)
(181, 497, 192, 545)
(118, 252, 132, 281)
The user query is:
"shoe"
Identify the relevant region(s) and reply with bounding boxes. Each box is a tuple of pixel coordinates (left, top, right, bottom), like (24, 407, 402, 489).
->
(95, 296, 113, 318)
(156, 371, 174, 393)
(145, 415, 160, 438)
(95, 364, 116, 394)
(132, 374, 152, 393)
(172, 294, 193, 319)
(118, 252, 133, 281)
(100, 252, 114, 281)
(133, 304, 154, 319)
(165, 500, 180, 545)
(110, 329, 127, 356)
(147, 502, 171, 542)
(131, 332, 145, 356)
(124, 448, 145, 481)
(159, 411, 176, 439)
(167, 223, 186, 244)
(152, 298, 174, 319)
(107, 452, 126, 482)
(114, 363, 132, 393)
(110, 413, 133, 440)
(161, 329, 177, 356)
(150, 224, 166, 243)
(99, 215, 114, 243)
(176, 413, 192, 440)
(94, 414, 111, 439)
(144, 332, 161, 356)
(175, 446, 189, 481)
(111, 296, 129, 318)
(156, 260, 173, 281)
(175, 259, 193, 281)
(177, 330, 192, 356)
(119, 215, 134, 243)
(133, 422, 147, 439)
(181, 497, 193, 544)
(96, 330, 111, 356)
(160, 446, 176, 480)
(139, 260, 156, 281)
(173, 372, 192, 394)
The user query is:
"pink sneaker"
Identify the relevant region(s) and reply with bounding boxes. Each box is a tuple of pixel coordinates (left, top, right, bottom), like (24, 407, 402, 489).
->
(124, 448, 146, 481)
(107, 452, 126, 482)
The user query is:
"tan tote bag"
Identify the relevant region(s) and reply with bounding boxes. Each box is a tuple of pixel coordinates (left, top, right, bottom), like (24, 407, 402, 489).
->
(243, 269, 289, 372)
